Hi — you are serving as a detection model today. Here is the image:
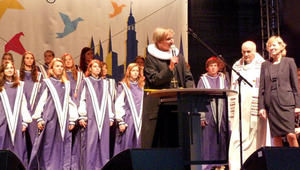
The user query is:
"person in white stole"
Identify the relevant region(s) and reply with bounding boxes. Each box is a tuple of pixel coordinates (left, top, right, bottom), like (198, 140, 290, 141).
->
(228, 41, 271, 170)
(19, 51, 42, 148)
(38, 50, 55, 79)
(61, 53, 84, 169)
(78, 59, 114, 170)
(197, 57, 228, 170)
(114, 63, 144, 155)
(0, 61, 32, 168)
(29, 58, 78, 170)
(100, 62, 117, 158)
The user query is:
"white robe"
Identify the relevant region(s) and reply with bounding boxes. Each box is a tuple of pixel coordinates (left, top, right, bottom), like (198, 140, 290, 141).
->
(228, 53, 271, 170)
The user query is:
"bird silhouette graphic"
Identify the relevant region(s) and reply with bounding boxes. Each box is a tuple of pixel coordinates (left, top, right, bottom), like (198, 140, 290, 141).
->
(5, 32, 26, 55)
(56, 12, 83, 38)
(109, 1, 126, 18)
(0, 0, 24, 20)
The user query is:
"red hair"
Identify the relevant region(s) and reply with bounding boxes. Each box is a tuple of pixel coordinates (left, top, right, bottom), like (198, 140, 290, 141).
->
(205, 57, 224, 70)
(85, 59, 102, 77)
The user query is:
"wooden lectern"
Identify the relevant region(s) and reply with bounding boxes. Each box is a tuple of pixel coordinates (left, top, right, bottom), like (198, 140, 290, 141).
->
(148, 88, 237, 170)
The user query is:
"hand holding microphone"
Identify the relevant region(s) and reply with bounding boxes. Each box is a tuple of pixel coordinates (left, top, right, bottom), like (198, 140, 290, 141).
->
(169, 45, 178, 70)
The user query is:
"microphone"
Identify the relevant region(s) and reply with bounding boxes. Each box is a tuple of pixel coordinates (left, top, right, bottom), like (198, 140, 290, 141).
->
(171, 45, 176, 56)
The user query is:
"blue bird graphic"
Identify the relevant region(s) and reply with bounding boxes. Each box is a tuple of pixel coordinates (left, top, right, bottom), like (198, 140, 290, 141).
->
(56, 12, 83, 38)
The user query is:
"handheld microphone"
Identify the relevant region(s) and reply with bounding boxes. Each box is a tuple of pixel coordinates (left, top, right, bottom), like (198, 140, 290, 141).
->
(171, 45, 176, 56)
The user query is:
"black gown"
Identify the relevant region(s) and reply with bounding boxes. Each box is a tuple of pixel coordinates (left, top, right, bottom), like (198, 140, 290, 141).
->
(141, 46, 194, 148)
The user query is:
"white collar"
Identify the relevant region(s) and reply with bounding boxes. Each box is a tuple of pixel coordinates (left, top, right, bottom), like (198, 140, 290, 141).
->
(147, 44, 179, 60)
(50, 77, 61, 82)
(89, 75, 101, 81)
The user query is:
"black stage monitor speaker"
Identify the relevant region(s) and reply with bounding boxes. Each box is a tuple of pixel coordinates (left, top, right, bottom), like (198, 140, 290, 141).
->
(0, 150, 25, 170)
(242, 147, 300, 170)
(103, 148, 184, 170)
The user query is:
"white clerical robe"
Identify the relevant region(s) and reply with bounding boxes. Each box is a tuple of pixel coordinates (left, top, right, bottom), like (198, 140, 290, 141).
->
(228, 53, 271, 170)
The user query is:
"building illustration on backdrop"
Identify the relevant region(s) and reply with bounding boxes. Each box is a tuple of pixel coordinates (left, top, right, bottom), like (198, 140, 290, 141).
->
(125, 6, 138, 68)
(90, 5, 185, 82)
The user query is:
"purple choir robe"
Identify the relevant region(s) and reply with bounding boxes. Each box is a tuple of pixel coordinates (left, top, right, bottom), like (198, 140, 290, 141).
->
(29, 77, 78, 170)
(197, 73, 228, 169)
(66, 70, 83, 170)
(114, 81, 143, 155)
(78, 76, 114, 170)
(23, 71, 42, 146)
(0, 81, 32, 168)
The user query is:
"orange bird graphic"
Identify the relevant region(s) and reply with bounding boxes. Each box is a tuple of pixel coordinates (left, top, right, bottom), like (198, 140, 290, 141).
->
(109, 1, 126, 18)
(5, 32, 26, 55)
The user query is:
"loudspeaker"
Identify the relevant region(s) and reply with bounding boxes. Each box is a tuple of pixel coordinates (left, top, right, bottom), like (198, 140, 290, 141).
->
(0, 150, 25, 170)
(102, 148, 184, 170)
(242, 147, 300, 170)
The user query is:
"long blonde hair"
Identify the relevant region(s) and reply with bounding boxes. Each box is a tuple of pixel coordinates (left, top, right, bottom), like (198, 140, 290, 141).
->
(61, 53, 78, 81)
(0, 61, 19, 92)
(122, 63, 144, 88)
(47, 58, 68, 83)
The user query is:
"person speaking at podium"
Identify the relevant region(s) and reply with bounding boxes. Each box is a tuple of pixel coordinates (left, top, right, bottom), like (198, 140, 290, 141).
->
(141, 27, 194, 148)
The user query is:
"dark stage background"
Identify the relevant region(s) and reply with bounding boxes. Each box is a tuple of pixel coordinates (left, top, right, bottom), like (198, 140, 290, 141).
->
(188, 0, 300, 84)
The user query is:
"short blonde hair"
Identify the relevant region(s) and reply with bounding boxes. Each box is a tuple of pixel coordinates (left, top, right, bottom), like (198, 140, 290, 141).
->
(152, 27, 175, 43)
(266, 36, 287, 57)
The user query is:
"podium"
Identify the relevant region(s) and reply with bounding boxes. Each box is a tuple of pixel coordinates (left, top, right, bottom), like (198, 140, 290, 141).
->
(148, 88, 236, 170)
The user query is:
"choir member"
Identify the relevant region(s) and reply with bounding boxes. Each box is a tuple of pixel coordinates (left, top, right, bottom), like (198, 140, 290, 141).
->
(61, 53, 84, 169)
(78, 59, 114, 169)
(38, 50, 55, 78)
(79, 47, 94, 73)
(1, 52, 14, 65)
(101, 62, 116, 103)
(114, 63, 145, 155)
(19, 51, 42, 161)
(197, 57, 228, 170)
(62, 53, 83, 102)
(29, 58, 78, 170)
(100, 62, 117, 158)
(0, 61, 32, 167)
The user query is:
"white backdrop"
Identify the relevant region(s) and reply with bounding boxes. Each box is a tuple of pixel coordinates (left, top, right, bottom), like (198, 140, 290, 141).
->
(0, 0, 188, 70)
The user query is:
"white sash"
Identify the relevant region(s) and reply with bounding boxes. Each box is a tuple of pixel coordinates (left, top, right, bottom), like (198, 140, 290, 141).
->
(44, 78, 70, 140)
(120, 82, 143, 139)
(39, 65, 48, 78)
(0, 82, 24, 145)
(108, 78, 116, 100)
(75, 71, 83, 95)
(29, 72, 42, 109)
(85, 77, 108, 139)
(201, 74, 225, 130)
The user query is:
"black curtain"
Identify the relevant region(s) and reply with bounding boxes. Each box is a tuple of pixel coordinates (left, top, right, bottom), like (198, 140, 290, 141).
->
(188, 0, 263, 84)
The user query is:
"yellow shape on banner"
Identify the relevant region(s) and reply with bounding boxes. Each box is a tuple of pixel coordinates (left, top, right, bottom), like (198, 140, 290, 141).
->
(106, 51, 112, 75)
(0, 0, 24, 20)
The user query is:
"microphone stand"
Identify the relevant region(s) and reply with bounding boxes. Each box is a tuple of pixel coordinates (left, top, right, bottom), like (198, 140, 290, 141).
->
(188, 28, 253, 168)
